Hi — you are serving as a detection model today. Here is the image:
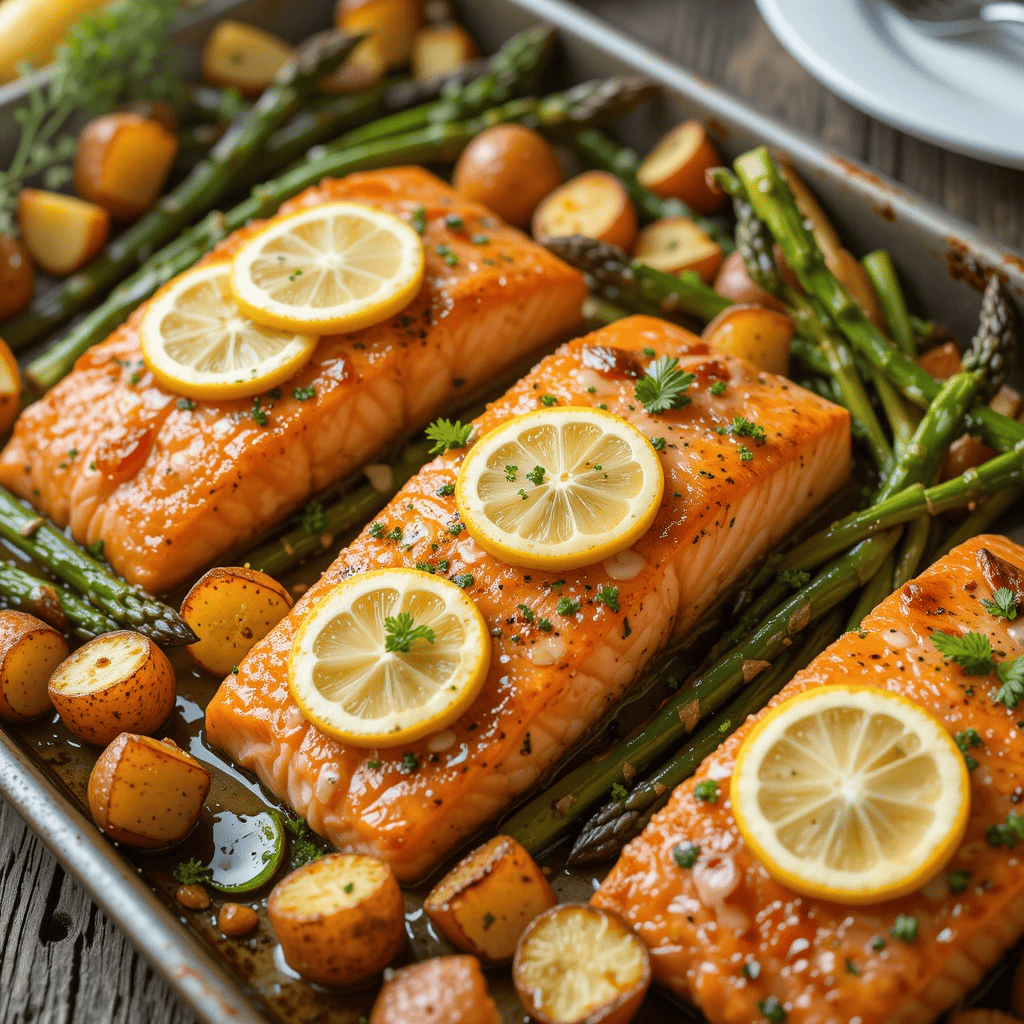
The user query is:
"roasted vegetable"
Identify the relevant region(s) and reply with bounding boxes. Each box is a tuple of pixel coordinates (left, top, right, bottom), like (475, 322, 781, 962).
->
(370, 956, 501, 1024)
(0, 610, 68, 722)
(17, 189, 109, 274)
(633, 217, 722, 282)
(181, 566, 293, 677)
(637, 120, 726, 215)
(533, 170, 637, 251)
(320, 37, 386, 93)
(0, 0, 109, 84)
(336, 0, 422, 69)
(712, 250, 786, 312)
(218, 903, 259, 938)
(0, 236, 34, 320)
(48, 630, 175, 745)
(702, 303, 793, 376)
(88, 733, 211, 848)
(412, 23, 479, 80)
(424, 835, 556, 963)
(201, 21, 294, 97)
(0, 338, 21, 436)
(268, 852, 405, 986)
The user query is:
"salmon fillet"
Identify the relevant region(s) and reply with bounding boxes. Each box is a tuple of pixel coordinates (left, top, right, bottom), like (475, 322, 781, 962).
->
(205, 315, 851, 881)
(594, 534, 1024, 1024)
(0, 167, 586, 594)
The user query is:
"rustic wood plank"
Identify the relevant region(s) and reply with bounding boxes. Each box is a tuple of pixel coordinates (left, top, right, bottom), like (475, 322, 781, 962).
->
(2, 4, 1021, 1023)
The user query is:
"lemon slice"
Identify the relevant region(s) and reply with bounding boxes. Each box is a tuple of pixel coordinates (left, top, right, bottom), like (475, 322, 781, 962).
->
(288, 568, 491, 748)
(229, 201, 425, 334)
(731, 685, 970, 904)
(456, 407, 664, 571)
(140, 263, 318, 400)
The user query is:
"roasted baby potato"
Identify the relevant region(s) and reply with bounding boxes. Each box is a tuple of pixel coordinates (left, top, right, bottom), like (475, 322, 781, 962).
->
(411, 23, 478, 80)
(74, 113, 179, 222)
(0, 336, 22, 436)
(88, 733, 211, 848)
(513, 904, 651, 1024)
(532, 171, 637, 252)
(917, 339, 963, 380)
(424, 835, 556, 964)
(202, 20, 294, 97)
(453, 124, 563, 229)
(336, 0, 422, 69)
(17, 189, 109, 275)
(712, 250, 787, 313)
(637, 120, 726, 215)
(0, 0, 108, 84)
(268, 852, 405, 986)
(369, 955, 501, 1024)
(0, 235, 34, 320)
(633, 217, 722, 283)
(320, 36, 385, 93)
(0, 610, 68, 722)
(703, 303, 794, 377)
(181, 566, 293, 677)
(48, 630, 176, 745)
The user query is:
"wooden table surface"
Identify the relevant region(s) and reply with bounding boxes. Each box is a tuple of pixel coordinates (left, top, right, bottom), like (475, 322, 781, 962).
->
(2, 3, 1023, 1023)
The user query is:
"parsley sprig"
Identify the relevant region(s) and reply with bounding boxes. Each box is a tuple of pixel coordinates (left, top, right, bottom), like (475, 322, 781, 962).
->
(995, 655, 1024, 710)
(634, 356, 696, 414)
(982, 587, 1019, 621)
(173, 857, 212, 885)
(930, 630, 995, 675)
(384, 612, 436, 653)
(425, 418, 473, 454)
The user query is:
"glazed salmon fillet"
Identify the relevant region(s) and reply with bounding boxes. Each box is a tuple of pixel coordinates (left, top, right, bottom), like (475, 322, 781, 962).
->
(0, 167, 586, 594)
(594, 533, 1024, 1024)
(205, 315, 851, 881)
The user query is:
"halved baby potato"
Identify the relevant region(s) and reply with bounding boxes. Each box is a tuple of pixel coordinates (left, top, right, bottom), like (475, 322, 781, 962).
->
(532, 171, 637, 252)
(320, 35, 385, 93)
(202, 20, 294, 97)
(336, 0, 422, 69)
(0, 234, 34, 320)
(425, 834, 556, 964)
(181, 566, 294, 677)
(636, 120, 726, 215)
(48, 630, 176, 745)
(513, 904, 651, 1024)
(0, 336, 22, 436)
(268, 852, 405, 986)
(0, 610, 68, 722)
(712, 250, 787, 313)
(74, 113, 179, 222)
(411, 22, 478, 80)
(18, 189, 109, 275)
(633, 217, 723, 283)
(88, 733, 211, 848)
(703, 303, 794, 377)
(369, 955, 501, 1024)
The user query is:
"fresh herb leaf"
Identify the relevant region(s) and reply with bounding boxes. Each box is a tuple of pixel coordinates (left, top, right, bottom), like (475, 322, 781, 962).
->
(526, 465, 545, 486)
(930, 630, 995, 675)
(176, 398, 195, 411)
(995, 655, 1024, 709)
(450, 573, 473, 589)
(717, 416, 767, 443)
(672, 842, 700, 869)
(251, 397, 268, 426)
(401, 752, 419, 772)
(301, 501, 327, 535)
(435, 243, 458, 266)
(284, 817, 324, 867)
(870, 936, 886, 951)
(710, 380, 727, 396)
(948, 870, 971, 894)
(778, 568, 810, 589)
(610, 782, 628, 801)
(384, 611, 436, 653)
(634, 356, 697, 414)
(517, 604, 535, 623)
(444, 213, 463, 230)
(411, 205, 426, 233)
(86, 539, 105, 558)
(757, 997, 786, 1023)
(891, 915, 918, 942)
(954, 727, 983, 770)
(539, 394, 557, 407)
(981, 587, 1018, 620)
(426, 418, 473, 454)
(369, 522, 385, 538)
(556, 596, 580, 616)
(436, 482, 455, 497)
(595, 585, 620, 612)
(173, 858, 212, 885)
(738, 444, 753, 461)
(742, 960, 761, 980)
(447, 521, 465, 536)
(292, 385, 316, 402)
(693, 779, 718, 803)
(987, 812, 1024, 848)
(650, 436, 666, 451)
(538, 617, 552, 632)
(505, 464, 518, 481)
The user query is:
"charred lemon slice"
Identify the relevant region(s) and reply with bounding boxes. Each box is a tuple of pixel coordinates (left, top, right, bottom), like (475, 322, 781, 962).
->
(731, 684, 970, 904)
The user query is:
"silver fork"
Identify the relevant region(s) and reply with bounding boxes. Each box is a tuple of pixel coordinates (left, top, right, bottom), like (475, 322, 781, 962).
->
(880, 0, 1024, 35)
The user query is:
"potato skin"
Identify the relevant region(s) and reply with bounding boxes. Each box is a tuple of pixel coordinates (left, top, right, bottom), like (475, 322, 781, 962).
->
(532, 171, 637, 252)
(182, 566, 293, 677)
(0, 235, 34, 320)
(49, 630, 175, 745)
(0, 610, 68, 722)
(336, 0, 422, 70)
(453, 125, 563, 229)
(637, 120, 726, 215)
(702, 303, 794, 377)
(424, 835, 556, 963)
(713, 251, 787, 313)
(268, 853, 405, 986)
(369, 955, 501, 1024)
(88, 733, 211, 848)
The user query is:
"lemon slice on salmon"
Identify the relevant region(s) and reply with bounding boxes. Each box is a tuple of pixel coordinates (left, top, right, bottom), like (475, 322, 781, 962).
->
(456, 407, 664, 571)
(288, 568, 491, 748)
(229, 201, 425, 334)
(730, 684, 970, 905)
(140, 262, 318, 400)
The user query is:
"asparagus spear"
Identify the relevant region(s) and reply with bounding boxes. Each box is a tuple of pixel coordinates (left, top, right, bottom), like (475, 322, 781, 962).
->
(892, 514, 931, 589)
(567, 607, 845, 864)
(734, 197, 783, 293)
(734, 147, 1024, 455)
(0, 562, 119, 640)
(503, 528, 901, 856)
(862, 250, 916, 357)
(542, 235, 731, 325)
(3, 30, 367, 352)
(27, 77, 654, 392)
(932, 484, 1023, 560)
(0, 489, 195, 646)
(570, 128, 734, 251)
(581, 295, 630, 329)
(846, 548, 895, 631)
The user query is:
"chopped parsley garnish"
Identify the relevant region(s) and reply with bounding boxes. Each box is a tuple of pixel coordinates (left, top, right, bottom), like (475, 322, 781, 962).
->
(293, 385, 316, 401)
(891, 915, 918, 942)
(930, 630, 995, 675)
(251, 397, 268, 426)
(948, 870, 971, 894)
(693, 779, 718, 803)
(444, 213, 463, 230)
(129, 370, 142, 385)
(517, 604, 535, 623)
(710, 380, 727, 396)
(518, 488, 528, 500)
(387, 527, 403, 542)
(742, 960, 761, 980)
(757, 996, 786, 1023)
(611, 783, 628, 802)
(367, 759, 381, 770)
(368, 522, 385, 538)
(447, 521, 464, 536)
(435, 243, 458, 266)
(411, 204, 426, 233)
(650, 436, 666, 451)
(988, 812, 1024, 848)
(717, 416, 767, 443)
(739, 444, 753, 461)
(173, 858, 212, 885)
(526, 465, 546, 486)
(437, 483, 455, 497)
(595, 585, 620, 612)
(86, 539, 105, 558)
(778, 568, 810, 589)
(642, 347, 656, 358)
(284, 817, 325, 867)
(288, 268, 303, 282)
(401, 752, 419, 773)
(176, 398, 195, 411)
(556, 596, 580, 616)
(870, 936, 886, 951)
(995, 655, 1024, 709)
(954, 727, 983, 770)
(482, 911, 495, 930)
(845, 959, 860, 976)
(384, 611, 436, 653)
(450, 573, 473, 588)
(426, 418, 473, 454)
(982, 587, 1019, 620)
(672, 842, 700, 869)
(538, 617, 552, 632)
(343, 882, 354, 894)
(539, 394, 557, 407)
(634, 356, 697, 414)
(301, 501, 327, 535)
(414, 561, 436, 574)
(505, 464, 518, 481)
(471, 233, 489, 245)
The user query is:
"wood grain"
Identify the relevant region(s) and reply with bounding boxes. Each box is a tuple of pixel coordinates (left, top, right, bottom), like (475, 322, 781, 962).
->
(2, 3, 1021, 1023)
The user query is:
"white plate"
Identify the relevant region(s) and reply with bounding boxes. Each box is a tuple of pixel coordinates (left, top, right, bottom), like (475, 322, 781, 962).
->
(755, 0, 1024, 168)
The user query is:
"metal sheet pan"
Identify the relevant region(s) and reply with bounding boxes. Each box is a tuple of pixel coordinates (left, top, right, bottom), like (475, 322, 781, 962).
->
(0, 2, 1021, 1023)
